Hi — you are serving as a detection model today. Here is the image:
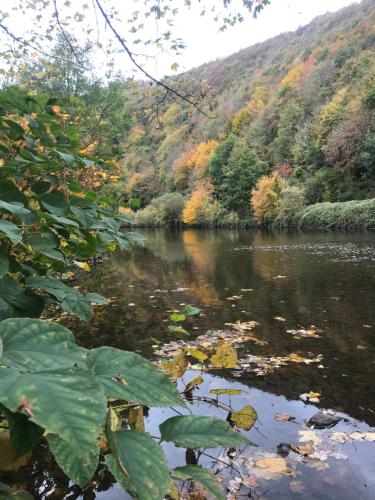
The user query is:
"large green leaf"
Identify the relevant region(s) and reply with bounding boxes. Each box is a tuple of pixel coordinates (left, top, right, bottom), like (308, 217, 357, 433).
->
(159, 415, 250, 449)
(173, 465, 225, 500)
(0, 253, 9, 278)
(71, 207, 98, 229)
(109, 430, 169, 500)
(0, 277, 44, 318)
(26, 276, 92, 320)
(0, 201, 30, 216)
(0, 366, 106, 469)
(0, 319, 106, 481)
(0, 482, 33, 499)
(40, 191, 69, 217)
(0, 220, 22, 244)
(0, 404, 43, 458)
(47, 434, 99, 487)
(0, 318, 86, 370)
(87, 347, 184, 407)
(105, 453, 137, 497)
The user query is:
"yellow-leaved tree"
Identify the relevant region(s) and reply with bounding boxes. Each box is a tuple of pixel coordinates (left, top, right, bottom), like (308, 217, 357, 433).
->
(251, 171, 286, 224)
(182, 180, 221, 225)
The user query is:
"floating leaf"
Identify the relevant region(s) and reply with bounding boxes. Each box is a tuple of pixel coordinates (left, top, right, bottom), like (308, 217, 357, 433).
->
(185, 348, 208, 362)
(160, 351, 188, 379)
(173, 465, 224, 500)
(290, 442, 315, 455)
(183, 306, 201, 316)
(170, 313, 186, 323)
(160, 415, 250, 449)
(275, 413, 295, 422)
(229, 405, 257, 431)
(168, 325, 189, 335)
(254, 457, 291, 476)
(274, 316, 286, 322)
(184, 375, 204, 392)
(298, 430, 322, 445)
(210, 343, 237, 369)
(210, 388, 241, 395)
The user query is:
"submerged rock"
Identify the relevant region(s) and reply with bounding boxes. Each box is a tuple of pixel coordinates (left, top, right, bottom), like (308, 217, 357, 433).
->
(308, 412, 342, 429)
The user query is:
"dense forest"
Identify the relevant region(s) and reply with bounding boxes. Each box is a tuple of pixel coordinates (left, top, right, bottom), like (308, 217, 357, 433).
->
(117, 0, 375, 228)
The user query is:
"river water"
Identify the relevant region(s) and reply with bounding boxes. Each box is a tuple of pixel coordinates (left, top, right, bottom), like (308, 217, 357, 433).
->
(4, 229, 375, 499)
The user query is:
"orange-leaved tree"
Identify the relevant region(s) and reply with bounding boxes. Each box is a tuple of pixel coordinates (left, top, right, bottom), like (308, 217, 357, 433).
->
(182, 180, 220, 225)
(251, 171, 286, 224)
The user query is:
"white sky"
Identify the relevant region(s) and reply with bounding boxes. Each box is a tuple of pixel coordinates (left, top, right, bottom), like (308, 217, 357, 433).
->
(0, 0, 361, 79)
(150, 0, 361, 77)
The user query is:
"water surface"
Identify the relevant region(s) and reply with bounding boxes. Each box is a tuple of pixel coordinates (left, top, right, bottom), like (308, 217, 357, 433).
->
(4, 229, 375, 499)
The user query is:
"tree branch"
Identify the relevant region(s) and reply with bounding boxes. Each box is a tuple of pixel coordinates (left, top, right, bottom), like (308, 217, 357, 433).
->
(0, 21, 84, 69)
(93, 0, 215, 118)
(53, 0, 85, 67)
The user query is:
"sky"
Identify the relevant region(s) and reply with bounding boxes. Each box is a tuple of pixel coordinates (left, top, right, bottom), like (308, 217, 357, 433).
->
(0, 0, 361, 80)
(148, 0, 361, 77)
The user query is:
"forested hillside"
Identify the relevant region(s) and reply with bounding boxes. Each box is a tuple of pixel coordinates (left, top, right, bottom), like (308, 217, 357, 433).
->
(122, 0, 375, 227)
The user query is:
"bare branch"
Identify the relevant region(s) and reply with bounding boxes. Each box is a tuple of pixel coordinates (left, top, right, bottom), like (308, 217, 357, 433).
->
(93, 0, 215, 118)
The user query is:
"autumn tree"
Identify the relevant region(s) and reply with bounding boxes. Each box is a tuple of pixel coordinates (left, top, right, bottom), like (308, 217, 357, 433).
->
(251, 171, 286, 224)
(221, 142, 268, 212)
(182, 180, 221, 225)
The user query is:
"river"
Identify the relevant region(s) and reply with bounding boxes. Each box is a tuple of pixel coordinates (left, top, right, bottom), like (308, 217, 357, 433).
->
(5, 229, 375, 499)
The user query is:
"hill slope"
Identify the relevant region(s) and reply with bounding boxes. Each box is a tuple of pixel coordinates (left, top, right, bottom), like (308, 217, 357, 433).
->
(122, 0, 375, 226)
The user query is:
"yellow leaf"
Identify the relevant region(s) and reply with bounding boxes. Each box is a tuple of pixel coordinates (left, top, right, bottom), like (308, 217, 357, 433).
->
(210, 343, 237, 369)
(161, 351, 188, 379)
(185, 348, 208, 362)
(184, 374, 204, 392)
(74, 261, 91, 272)
(109, 407, 121, 432)
(128, 406, 145, 431)
(210, 388, 241, 395)
(230, 405, 257, 431)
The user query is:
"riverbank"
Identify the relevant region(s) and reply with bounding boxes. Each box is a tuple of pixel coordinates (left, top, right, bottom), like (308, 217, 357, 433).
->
(296, 198, 375, 230)
(122, 198, 375, 231)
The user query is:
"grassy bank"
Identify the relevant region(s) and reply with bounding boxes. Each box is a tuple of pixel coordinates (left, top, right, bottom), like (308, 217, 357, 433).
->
(297, 198, 375, 230)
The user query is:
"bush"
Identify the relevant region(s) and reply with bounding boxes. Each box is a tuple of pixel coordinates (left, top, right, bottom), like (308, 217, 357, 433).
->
(251, 172, 286, 224)
(276, 185, 306, 226)
(151, 192, 185, 225)
(299, 198, 375, 229)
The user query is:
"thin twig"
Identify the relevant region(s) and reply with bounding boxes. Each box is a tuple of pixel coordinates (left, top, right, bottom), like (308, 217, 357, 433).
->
(93, 0, 215, 118)
(53, 0, 84, 66)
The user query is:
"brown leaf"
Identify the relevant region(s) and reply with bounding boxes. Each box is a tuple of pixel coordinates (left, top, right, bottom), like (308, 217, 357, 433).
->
(255, 457, 292, 475)
(275, 413, 295, 422)
(290, 442, 315, 456)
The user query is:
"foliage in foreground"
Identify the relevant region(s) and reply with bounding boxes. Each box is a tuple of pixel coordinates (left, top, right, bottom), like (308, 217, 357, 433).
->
(0, 318, 250, 498)
(0, 87, 250, 498)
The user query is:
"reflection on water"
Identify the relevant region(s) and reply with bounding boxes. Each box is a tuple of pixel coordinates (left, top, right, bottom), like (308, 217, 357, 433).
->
(3, 229, 375, 499)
